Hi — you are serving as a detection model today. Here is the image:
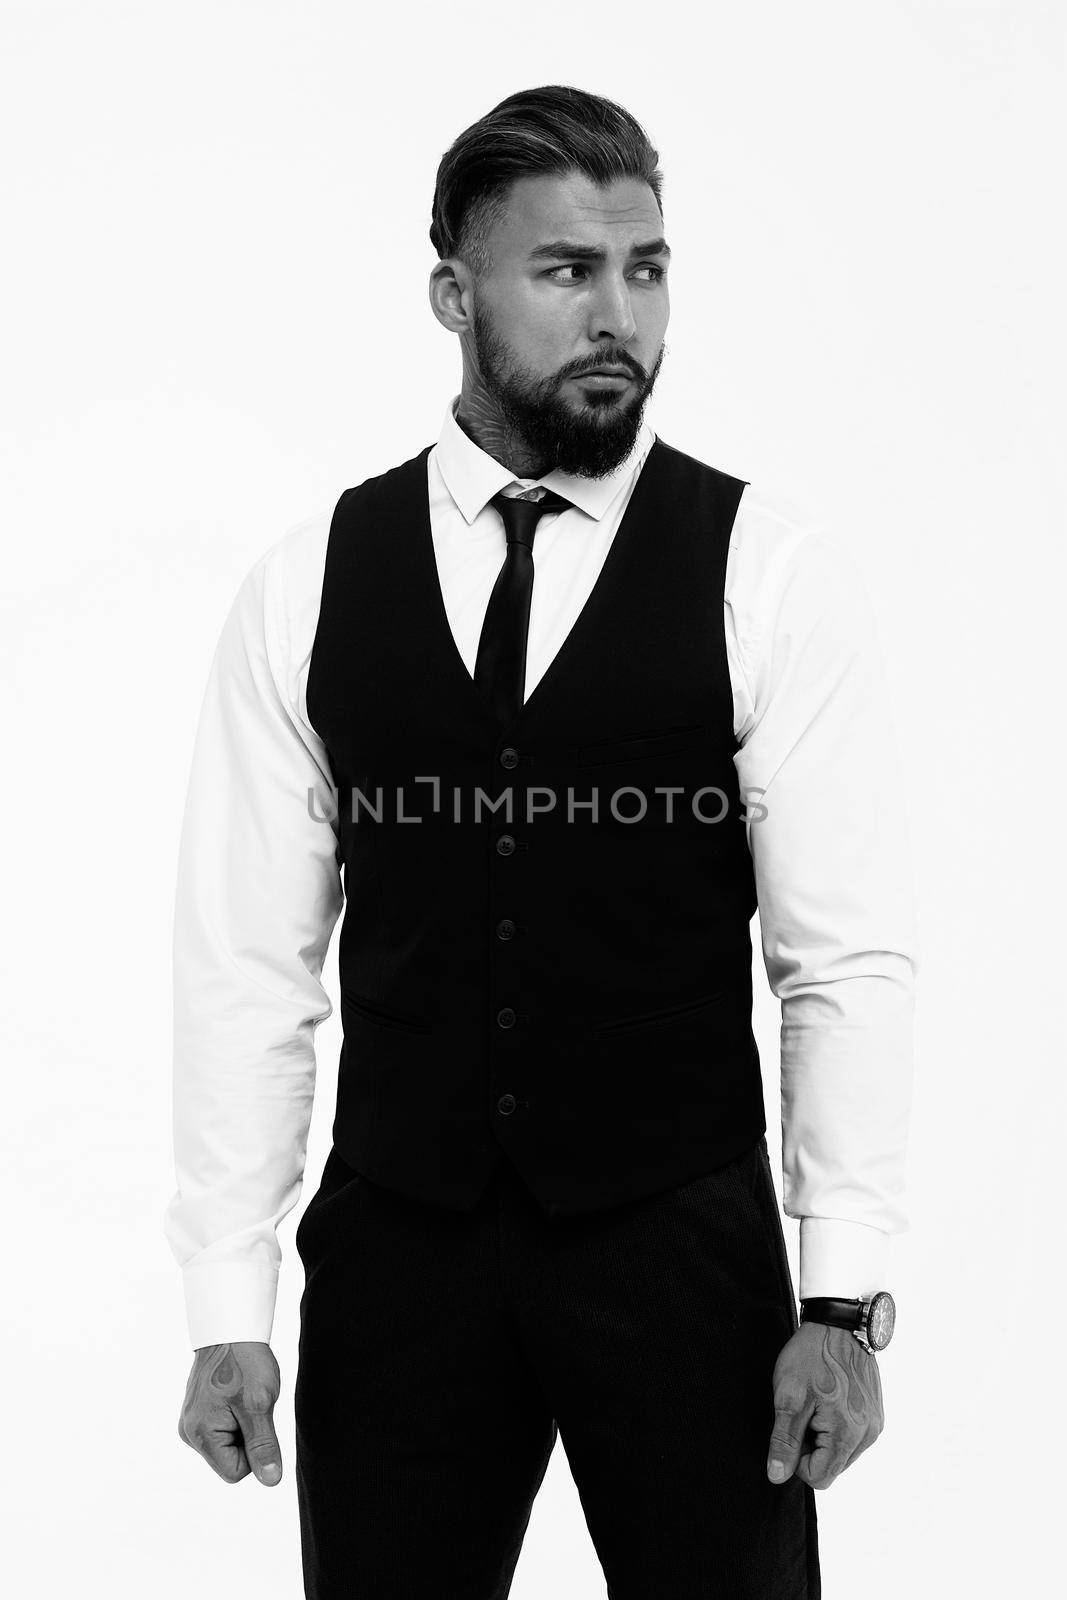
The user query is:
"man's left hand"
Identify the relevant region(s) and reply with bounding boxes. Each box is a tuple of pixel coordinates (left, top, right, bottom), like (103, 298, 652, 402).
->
(766, 1320, 884, 1490)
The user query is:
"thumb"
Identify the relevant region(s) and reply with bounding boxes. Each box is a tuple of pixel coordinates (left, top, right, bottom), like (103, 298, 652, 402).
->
(233, 1397, 283, 1487)
(767, 1395, 814, 1485)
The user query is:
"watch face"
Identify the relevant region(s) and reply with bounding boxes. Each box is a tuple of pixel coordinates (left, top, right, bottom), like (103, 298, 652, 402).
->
(866, 1291, 896, 1351)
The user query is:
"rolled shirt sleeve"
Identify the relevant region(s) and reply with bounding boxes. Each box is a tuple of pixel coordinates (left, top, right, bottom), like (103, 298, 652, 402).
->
(728, 498, 919, 1301)
(163, 521, 342, 1349)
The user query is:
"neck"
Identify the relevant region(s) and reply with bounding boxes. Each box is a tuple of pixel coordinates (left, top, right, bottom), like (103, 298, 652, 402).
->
(454, 346, 551, 480)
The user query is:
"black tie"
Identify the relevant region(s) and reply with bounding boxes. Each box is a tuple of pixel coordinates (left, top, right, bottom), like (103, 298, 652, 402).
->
(473, 488, 572, 729)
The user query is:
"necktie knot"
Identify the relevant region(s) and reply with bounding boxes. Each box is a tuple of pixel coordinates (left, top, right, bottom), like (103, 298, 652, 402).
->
(489, 489, 572, 550)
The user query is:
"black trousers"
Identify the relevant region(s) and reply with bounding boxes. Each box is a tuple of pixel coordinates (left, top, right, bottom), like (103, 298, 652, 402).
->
(294, 1135, 820, 1599)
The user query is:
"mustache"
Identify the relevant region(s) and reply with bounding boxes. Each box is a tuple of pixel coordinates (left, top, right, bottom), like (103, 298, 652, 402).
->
(563, 354, 645, 382)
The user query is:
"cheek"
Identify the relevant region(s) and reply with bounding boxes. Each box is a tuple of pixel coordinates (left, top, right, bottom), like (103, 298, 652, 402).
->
(523, 295, 579, 345)
(637, 293, 669, 338)
(514, 304, 580, 375)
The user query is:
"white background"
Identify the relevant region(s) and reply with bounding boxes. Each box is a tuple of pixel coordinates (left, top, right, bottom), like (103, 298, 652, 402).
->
(1, 2, 1062, 1595)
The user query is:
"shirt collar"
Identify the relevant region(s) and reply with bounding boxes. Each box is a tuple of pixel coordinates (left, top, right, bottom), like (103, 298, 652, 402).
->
(435, 394, 656, 525)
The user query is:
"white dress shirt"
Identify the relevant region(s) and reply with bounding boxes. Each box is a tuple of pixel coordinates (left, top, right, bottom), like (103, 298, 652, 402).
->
(164, 396, 918, 1350)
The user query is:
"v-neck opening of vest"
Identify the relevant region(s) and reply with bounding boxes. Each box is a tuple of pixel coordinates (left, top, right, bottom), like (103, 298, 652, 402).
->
(421, 441, 660, 737)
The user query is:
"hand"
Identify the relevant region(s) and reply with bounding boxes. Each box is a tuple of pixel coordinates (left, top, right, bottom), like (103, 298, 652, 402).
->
(766, 1321, 883, 1490)
(178, 1341, 283, 1486)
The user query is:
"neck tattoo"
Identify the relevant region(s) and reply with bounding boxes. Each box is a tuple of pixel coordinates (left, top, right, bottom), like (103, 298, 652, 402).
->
(454, 346, 550, 480)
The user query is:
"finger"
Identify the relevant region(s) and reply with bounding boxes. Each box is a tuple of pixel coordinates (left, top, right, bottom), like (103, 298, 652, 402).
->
(767, 1392, 816, 1483)
(841, 1419, 883, 1473)
(795, 1438, 845, 1490)
(233, 1398, 283, 1486)
(209, 1436, 254, 1484)
(795, 1420, 866, 1490)
(186, 1415, 253, 1483)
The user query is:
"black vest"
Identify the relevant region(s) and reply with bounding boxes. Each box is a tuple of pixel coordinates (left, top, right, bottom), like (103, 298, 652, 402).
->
(306, 435, 765, 1217)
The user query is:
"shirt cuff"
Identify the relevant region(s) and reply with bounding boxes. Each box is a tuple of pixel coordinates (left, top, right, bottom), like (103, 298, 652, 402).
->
(182, 1261, 280, 1350)
(798, 1217, 891, 1301)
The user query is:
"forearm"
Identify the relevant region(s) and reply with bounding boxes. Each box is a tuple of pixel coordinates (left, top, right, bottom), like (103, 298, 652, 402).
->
(782, 961, 915, 1299)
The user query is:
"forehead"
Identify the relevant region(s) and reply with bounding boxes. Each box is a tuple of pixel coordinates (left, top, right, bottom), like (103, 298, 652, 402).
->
(489, 171, 663, 259)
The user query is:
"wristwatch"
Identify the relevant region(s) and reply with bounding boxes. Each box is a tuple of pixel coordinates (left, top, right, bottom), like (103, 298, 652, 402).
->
(799, 1291, 896, 1353)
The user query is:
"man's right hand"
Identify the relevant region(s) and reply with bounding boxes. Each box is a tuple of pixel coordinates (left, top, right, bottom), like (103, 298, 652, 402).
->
(178, 1341, 283, 1486)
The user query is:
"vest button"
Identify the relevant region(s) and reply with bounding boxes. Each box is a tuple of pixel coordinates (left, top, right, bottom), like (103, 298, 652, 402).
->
(496, 918, 516, 940)
(496, 834, 516, 856)
(496, 1006, 517, 1029)
(497, 1093, 517, 1116)
(499, 746, 519, 770)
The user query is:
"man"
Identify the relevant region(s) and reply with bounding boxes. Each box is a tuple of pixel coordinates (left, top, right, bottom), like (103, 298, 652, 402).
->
(167, 85, 917, 1599)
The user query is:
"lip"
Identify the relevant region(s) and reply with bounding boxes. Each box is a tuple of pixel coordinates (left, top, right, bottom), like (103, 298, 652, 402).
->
(573, 370, 633, 388)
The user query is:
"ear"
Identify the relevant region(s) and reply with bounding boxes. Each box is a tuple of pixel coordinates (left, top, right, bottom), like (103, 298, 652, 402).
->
(428, 259, 474, 335)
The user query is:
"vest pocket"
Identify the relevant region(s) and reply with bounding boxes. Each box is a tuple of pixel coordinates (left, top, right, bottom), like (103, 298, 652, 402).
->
(340, 984, 430, 1033)
(577, 722, 705, 768)
(588, 987, 727, 1037)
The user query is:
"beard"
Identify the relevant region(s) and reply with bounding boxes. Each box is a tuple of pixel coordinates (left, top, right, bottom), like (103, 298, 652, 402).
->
(470, 300, 666, 479)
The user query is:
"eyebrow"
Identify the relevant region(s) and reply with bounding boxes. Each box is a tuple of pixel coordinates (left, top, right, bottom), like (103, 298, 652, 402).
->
(527, 237, 672, 263)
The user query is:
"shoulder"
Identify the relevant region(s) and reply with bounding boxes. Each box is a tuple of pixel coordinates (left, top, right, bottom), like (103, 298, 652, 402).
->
(730, 482, 872, 628)
(262, 499, 334, 595)
(651, 438, 859, 591)
(241, 504, 336, 717)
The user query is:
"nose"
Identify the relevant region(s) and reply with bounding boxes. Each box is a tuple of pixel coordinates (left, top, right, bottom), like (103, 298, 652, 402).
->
(585, 272, 638, 347)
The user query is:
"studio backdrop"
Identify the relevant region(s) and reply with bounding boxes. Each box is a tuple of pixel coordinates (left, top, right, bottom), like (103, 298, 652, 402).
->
(1, 3, 1061, 1597)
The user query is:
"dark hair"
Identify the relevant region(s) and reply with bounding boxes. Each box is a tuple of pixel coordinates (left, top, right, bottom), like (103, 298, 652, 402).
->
(430, 85, 663, 280)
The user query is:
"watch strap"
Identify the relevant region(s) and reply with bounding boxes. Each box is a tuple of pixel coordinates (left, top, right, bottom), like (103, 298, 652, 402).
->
(799, 1296, 866, 1330)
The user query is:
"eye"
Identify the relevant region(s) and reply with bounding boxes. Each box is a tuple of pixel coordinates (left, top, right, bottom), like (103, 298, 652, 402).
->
(546, 264, 667, 283)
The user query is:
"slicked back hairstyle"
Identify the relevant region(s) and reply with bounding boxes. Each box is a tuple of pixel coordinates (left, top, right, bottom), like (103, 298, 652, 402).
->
(430, 85, 664, 282)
